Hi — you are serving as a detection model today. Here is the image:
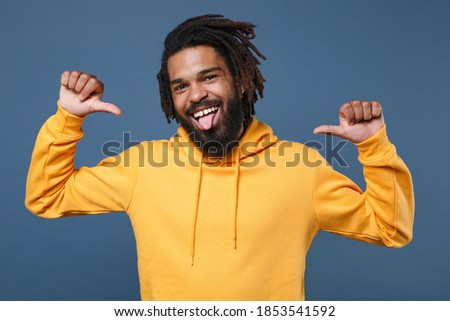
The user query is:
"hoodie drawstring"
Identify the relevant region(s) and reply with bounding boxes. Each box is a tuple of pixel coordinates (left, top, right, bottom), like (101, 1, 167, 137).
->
(184, 119, 277, 266)
(232, 149, 241, 249)
(190, 157, 203, 266)
(190, 152, 241, 265)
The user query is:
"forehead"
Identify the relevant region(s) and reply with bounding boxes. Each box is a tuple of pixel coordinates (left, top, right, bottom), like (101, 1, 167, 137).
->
(167, 46, 229, 80)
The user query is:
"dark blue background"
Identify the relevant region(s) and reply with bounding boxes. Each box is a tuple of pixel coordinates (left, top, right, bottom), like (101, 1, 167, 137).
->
(1, 0, 449, 300)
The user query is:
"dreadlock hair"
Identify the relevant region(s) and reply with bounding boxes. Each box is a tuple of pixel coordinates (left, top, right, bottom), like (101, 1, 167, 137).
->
(157, 14, 266, 124)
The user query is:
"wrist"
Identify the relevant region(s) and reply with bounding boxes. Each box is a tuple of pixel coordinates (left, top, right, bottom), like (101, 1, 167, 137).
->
(355, 125, 394, 162)
(54, 101, 85, 135)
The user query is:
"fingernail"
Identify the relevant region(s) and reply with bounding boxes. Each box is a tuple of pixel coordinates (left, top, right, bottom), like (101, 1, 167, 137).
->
(78, 94, 85, 101)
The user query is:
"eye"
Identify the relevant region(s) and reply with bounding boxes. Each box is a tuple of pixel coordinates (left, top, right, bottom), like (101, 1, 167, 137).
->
(173, 84, 187, 92)
(203, 75, 217, 82)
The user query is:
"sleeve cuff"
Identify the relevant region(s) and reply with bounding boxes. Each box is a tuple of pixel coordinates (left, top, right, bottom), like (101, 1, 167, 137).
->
(53, 101, 85, 135)
(355, 125, 395, 163)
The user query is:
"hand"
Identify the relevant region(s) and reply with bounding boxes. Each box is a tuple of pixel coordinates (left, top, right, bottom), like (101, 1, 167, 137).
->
(313, 100, 385, 143)
(59, 70, 121, 117)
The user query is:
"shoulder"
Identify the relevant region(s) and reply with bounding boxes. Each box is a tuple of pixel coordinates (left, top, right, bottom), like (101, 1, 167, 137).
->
(99, 139, 172, 168)
(269, 140, 328, 169)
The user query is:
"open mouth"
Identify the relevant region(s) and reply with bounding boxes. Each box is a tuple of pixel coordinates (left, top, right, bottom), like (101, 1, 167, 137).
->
(192, 106, 219, 119)
(190, 106, 220, 131)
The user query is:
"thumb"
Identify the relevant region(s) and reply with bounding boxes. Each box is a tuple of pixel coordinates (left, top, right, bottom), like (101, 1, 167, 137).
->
(90, 100, 122, 116)
(313, 124, 346, 137)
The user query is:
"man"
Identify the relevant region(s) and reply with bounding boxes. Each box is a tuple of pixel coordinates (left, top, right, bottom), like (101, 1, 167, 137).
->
(25, 14, 414, 300)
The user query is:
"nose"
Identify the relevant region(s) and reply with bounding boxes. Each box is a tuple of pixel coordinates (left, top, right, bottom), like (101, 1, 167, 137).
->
(189, 82, 208, 103)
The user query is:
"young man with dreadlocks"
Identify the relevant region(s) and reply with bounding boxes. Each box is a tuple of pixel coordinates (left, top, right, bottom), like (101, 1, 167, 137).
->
(25, 14, 414, 300)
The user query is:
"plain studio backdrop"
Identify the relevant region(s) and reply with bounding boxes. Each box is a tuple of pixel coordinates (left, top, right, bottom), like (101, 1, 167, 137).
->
(1, 0, 449, 300)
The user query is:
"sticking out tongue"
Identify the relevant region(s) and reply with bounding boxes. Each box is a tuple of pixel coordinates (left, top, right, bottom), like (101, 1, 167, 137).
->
(198, 112, 216, 131)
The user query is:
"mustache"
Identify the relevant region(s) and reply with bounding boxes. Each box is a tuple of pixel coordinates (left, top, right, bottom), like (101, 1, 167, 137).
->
(185, 99, 223, 115)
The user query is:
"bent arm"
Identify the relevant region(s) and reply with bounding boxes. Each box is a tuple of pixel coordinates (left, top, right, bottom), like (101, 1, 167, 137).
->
(25, 103, 137, 218)
(313, 125, 414, 248)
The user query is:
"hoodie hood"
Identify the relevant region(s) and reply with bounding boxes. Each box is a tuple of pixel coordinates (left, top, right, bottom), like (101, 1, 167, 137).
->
(172, 118, 278, 264)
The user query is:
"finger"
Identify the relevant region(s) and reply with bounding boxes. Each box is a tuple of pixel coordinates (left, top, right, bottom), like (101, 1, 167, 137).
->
(78, 78, 103, 101)
(370, 101, 383, 118)
(75, 73, 95, 93)
(60, 71, 70, 87)
(350, 100, 363, 123)
(339, 102, 355, 125)
(362, 101, 372, 121)
(90, 100, 122, 116)
(68, 71, 82, 90)
(313, 124, 346, 138)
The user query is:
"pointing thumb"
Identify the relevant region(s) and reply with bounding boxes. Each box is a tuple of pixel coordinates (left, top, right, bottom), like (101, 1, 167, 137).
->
(313, 124, 346, 138)
(91, 100, 122, 116)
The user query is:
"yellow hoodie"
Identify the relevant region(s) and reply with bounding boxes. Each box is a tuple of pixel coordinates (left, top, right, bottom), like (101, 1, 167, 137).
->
(25, 103, 414, 300)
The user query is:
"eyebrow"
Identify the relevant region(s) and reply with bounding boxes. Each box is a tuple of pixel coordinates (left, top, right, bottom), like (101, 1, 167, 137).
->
(169, 67, 223, 86)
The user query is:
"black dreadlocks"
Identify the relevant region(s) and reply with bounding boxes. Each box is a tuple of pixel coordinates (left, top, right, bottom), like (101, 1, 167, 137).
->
(157, 14, 266, 124)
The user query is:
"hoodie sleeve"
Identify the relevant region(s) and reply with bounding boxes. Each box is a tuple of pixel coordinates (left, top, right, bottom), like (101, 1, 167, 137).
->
(313, 125, 414, 248)
(25, 103, 138, 218)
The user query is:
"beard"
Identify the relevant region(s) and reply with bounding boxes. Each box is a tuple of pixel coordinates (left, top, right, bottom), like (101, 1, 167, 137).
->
(175, 92, 244, 158)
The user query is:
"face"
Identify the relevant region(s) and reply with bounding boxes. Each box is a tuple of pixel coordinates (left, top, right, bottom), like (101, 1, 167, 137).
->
(168, 45, 244, 157)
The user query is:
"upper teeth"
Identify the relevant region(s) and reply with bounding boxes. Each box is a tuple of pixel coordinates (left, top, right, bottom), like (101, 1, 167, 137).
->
(193, 107, 219, 119)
